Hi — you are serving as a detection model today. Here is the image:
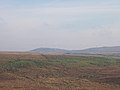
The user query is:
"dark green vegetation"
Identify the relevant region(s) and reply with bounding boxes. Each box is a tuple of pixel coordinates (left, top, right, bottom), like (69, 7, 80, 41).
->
(0, 53, 120, 90)
(0, 56, 120, 71)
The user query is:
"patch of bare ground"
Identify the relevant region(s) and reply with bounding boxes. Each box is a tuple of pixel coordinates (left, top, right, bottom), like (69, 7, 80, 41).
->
(0, 66, 120, 90)
(0, 76, 120, 90)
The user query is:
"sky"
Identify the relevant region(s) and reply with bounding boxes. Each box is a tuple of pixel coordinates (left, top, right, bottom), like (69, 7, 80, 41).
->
(0, 0, 120, 51)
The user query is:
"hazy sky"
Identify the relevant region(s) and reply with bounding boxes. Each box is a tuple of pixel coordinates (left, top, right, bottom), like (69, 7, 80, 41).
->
(0, 0, 120, 51)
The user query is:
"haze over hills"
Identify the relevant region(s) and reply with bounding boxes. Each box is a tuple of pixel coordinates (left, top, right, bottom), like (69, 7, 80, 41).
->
(31, 48, 69, 53)
(31, 46, 120, 54)
(76, 46, 120, 53)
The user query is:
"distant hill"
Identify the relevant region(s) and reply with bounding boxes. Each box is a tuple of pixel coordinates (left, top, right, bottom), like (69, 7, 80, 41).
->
(31, 48, 70, 53)
(31, 46, 120, 54)
(78, 46, 120, 53)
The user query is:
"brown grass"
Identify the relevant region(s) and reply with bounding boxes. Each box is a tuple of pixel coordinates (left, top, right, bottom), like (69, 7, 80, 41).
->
(0, 52, 120, 90)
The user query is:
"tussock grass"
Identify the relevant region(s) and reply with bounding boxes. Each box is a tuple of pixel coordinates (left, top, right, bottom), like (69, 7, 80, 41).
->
(0, 56, 120, 71)
(0, 60, 51, 71)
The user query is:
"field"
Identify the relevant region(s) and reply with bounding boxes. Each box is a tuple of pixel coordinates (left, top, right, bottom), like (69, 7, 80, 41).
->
(0, 52, 120, 90)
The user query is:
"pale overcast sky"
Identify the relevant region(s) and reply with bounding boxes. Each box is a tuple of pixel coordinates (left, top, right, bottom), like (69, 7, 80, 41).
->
(0, 0, 120, 51)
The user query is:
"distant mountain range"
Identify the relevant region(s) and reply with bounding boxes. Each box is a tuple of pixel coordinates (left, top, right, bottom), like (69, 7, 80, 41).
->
(31, 46, 120, 54)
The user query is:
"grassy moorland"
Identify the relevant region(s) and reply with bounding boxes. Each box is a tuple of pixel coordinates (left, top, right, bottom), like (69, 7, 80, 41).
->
(0, 53, 120, 90)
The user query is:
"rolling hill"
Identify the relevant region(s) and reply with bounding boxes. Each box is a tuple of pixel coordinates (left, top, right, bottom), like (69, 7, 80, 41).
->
(31, 48, 70, 53)
(31, 46, 120, 54)
(79, 46, 120, 53)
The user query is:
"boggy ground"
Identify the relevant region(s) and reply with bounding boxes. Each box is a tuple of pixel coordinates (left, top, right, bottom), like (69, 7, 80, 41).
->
(0, 52, 120, 90)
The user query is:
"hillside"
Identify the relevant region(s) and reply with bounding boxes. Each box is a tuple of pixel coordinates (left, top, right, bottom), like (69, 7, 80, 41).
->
(79, 46, 120, 53)
(0, 53, 120, 90)
(31, 46, 120, 54)
(31, 48, 69, 53)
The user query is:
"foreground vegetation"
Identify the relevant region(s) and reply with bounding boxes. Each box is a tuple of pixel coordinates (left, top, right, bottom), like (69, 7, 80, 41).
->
(0, 55, 120, 71)
(0, 53, 120, 90)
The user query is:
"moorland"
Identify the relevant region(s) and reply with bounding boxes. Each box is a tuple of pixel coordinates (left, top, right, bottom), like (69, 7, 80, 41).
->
(0, 52, 120, 90)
